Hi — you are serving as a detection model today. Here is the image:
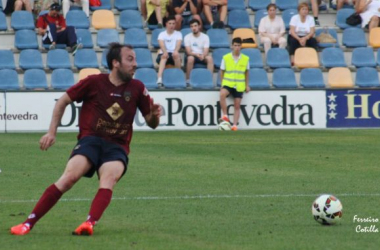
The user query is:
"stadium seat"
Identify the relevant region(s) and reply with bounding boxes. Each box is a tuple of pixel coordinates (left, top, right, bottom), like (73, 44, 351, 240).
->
(248, 68, 270, 89)
(78, 68, 101, 81)
(282, 9, 297, 30)
(119, 10, 143, 29)
(0, 69, 19, 90)
(124, 28, 148, 48)
(227, 9, 252, 30)
(75, 28, 94, 48)
(336, 9, 361, 29)
(321, 47, 347, 68)
(11, 11, 34, 30)
(254, 9, 268, 28)
(47, 49, 71, 69)
(328, 67, 354, 88)
(233, 29, 257, 48)
(228, 0, 245, 10)
(276, 0, 298, 10)
(0, 11, 7, 31)
(92, 10, 116, 29)
(23, 69, 48, 89)
(330, 0, 355, 10)
(90, 0, 111, 11)
(355, 67, 380, 87)
(266, 48, 291, 68)
(248, 0, 270, 11)
(114, 0, 138, 11)
(315, 28, 340, 48)
(190, 68, 214, 89)
(151, 28, 165, 49)
(212, 48, 230, 69)
(241, 48, 263, 68)
(74, 49, 98, 69)
(66, 10, 90, 29)
(207, 29, 229, 48)
(272, 68, 297, 88)
(101, 49, 108, 68)
(134, 68, 158, 89)
(97, 29, 120, 48)
(294, 47, 320, 68)
(0, 50, 16, 69)
(376, 48, 380, 66)
(180, 28, 192, 47)
(51, 68, 75, 89)
(369, 27, 380, 48)
(351, 47, 376, 68)
(135, 48, 154, 68)
(15, 29, 39, 50)
(300, 68, 325, 88)
(162, 68, 186, 89)
(342, 28, 367, 48)
(19, 49, 44, 70)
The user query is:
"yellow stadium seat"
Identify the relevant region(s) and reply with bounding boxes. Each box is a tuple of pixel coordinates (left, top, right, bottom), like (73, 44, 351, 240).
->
(294, 47, 320, 68)
(328, 67, 354, 88)
(78, 68, 101, 81)
(232, 28, 257, 48)
(92, 10, 116, 29)
(369, 27, 380, 48)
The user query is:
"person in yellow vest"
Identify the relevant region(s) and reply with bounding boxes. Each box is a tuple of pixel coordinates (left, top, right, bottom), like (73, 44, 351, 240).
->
(219, 37, 250, 131)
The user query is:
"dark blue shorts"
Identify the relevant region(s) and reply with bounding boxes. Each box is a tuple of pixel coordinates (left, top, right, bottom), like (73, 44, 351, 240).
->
(70, 136, 128, 178)
(223, 86, 243, 98)
(156, 53, 175, 65)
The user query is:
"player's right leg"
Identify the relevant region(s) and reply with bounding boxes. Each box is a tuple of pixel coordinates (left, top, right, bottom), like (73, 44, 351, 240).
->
(219, 87, 231, 123)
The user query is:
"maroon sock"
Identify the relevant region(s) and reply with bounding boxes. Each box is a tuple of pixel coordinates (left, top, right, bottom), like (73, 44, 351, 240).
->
(24, 184, 63, 228)
(86, 189, 113, 225)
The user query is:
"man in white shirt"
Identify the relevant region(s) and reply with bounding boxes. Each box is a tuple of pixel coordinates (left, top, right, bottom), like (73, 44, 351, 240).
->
(156, 16, 183, 86)
(184, 19, 213, 84)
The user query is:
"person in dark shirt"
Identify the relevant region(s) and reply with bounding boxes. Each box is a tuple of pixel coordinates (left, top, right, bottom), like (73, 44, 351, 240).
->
(173, 0, 202, 30)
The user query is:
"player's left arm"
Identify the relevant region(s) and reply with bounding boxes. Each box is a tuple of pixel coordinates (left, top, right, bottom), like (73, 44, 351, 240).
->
(144, 98, 162, 129)
(245, 68, 250, 93)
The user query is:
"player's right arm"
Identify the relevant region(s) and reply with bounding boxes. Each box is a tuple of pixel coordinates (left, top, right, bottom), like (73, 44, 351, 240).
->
(39, 93, 73, 151)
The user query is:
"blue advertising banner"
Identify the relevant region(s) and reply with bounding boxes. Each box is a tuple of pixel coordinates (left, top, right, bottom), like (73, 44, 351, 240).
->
(326, 90, 380, 127)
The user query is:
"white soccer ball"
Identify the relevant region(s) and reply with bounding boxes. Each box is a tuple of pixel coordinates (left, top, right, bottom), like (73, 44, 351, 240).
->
(218, 121, 231, 131)
(312, 194, 343, 225)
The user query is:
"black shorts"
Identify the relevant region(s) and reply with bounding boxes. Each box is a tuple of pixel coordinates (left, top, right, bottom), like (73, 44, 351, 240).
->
(156, 53, 175, 65)
(70, 136, 128, 178)
(223, 86, 243, 98)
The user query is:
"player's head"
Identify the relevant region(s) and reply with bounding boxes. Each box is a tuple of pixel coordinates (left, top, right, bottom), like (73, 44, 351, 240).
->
(231, 37, 242, 54)
(107, 43, 136, 82)
(189, 19, 201, 34)
(164, 15, 176, 32)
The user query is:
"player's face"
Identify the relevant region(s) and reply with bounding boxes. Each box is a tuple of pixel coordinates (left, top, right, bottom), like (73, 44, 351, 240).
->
(232, 42, 242, 54)
(116, 48, 137, 82)
(190, 22, 200, 34)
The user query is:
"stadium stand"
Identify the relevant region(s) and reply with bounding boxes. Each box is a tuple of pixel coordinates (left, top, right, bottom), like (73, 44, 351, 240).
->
(15, 29, 39, 50)
(114, 0, 138, 11)
(321, 47, 347, 68)
(272, 68, 297, 88)
(294, 47, 320, 68)
(190, 68, 214, 89)
(0, 11, 7, 31)
(335, 8, 360, 29)
(315, 28, 340, 48)
(0, 69, 19, 90)
(119, 10, 144, 29)
(228, 0, 245, 10)
(212, 48, 231, 69)
(342, 27, 367, 48)
(282, 9, 297, 30)
(97, 29, 120, 48)
(92, 10, 116, 29)
(162, 68, 186, 89)
(276, 0, 298, 11)
(233, 29, 258, 48)
(241, 48, 263, 68)
(90, 0, 112, 11)
(355, 67, 380, 88)
(180, 28, 192, 47)
(74, 49, 99, 69)
(11, 11, 35, 30)
(351, 47, 377, 68)
(134, 68, 158, 89)
(124, 28, 149, 48)
(135, 48, 154, 68)
(227, 9, 252, 30)
(328, 67, 354, 88)
(19, 49, 44, 70)
(248, 68, 270, 89)
(101, 49, 109, 68)
(151, 28, 165, 49)
(300, 68, 325, 88)
(248, 0, 270, 11)
(266, 48, 291, 68)
(51, 69, 75, 90)
(207, 29, 230, 48)
(0, 50, 16, 70)
(78, 68, 101, 81)
(47, 49, 72, 70)
(75, 28, 94, 48)
(23, 69, 48, 89)
(254, 9, 268, 28)
(369, 27, 380, 48)
(66, 10, 90, 29)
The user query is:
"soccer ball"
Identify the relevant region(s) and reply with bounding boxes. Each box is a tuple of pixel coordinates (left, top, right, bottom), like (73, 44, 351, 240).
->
(312, 194, 343, 225)
(218, 121, 231, 131)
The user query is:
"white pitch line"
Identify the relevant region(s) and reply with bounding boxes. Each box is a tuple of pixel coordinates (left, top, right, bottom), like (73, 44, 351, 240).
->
(1, 193, 380, 204)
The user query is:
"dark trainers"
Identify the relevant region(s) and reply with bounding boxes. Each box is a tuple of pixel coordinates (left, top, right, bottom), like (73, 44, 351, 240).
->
(49, 43, 56, 50)
(72, 43, 83, 56)
(314, 19, 320, 27)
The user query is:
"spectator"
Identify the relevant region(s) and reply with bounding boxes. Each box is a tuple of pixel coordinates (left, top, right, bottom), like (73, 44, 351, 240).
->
(141, 0, 147, 19)
(201, 0, 227, 28)
(62, 0, 89, 18)
(3, 0, 33, 14)
(306, 0, 324, 26)
(173, 0, 202, 30)
(356, 0, 380, 31)
(33, 0, 58, 16)
(288, 2, 318, 64)
(156, 16, 183, 86)
(334, 0, 356, 10)
(146, 0, 170, 28)
(36, 3, 82, 54)
(184, 19, 213, 84)
(258, 3, 287, 55)
(219, 37, 250, 131)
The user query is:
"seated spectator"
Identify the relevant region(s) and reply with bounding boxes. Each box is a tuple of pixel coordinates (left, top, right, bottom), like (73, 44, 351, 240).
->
(146, 0, 170, 28)
(306, 0, 324, 26)
(173, 0, 202, 30)
(356, 0, 380, 31)
(62, 0, 89, 18)
(3, 0, 32, 14)
(36, 3, 82, 54)
(141, 0, 147, 19)
(33, 0, 58, 16)
(288, 2, 318, 64)
(258, 3, 287, 55)
(334, 0, 356, 10)
(184, 19, 213, 84)
(156, 16, 183, 85)
(201, 0, 227, 28)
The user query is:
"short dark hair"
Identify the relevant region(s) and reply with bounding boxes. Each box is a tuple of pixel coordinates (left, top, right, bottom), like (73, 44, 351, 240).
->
(266, 3, 276, 11)
(164, 15, 176, 26)
(50, 3, 61, 11)
(232, 37, 242, 45)
(189, 19, 200, 26)
(106, 43, 134, 70)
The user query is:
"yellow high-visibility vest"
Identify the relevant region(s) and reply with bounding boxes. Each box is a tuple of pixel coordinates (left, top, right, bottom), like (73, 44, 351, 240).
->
(222, 53, 249, 92)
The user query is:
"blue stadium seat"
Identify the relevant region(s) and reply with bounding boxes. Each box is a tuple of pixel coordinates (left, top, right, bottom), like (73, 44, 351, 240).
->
(241, 48, 263, 68)
(101, 49, 109, 68)
(300, 68, 325, 88)
(51, 68, 75, 89)
(134, 68, 158, 89)
(114, 0, 138, 11)
(276, 0, 298, 10)
(11, 11, 35, 30)
(47, 49, 71, 69)
(119, 10, 144, 29)
(74, 49, 98, 69)
(227, 9, 251, 30)
(0, 50, 16, 69)
(97, 29, 120, 48)
(23, 69, 48, 89)
(90, 0, 111, 10)
(162, 68, 186, 89)
(135, 48, 154, 68)
(336, 9, 360, 29)
(248, 68, 270, 89)
(266, 48, 291, 68)
(228, 0, 245, 10)
(151, 28, 165, 49)
(124, 28, 148, 48)
(254, 9, 268, 28)
(272, 68, 297, 88)
(181, 27, 192, 47)
(212, 48, 230, 69)
(248, 0, 270, 11)
(355, 67, 380, 87)
(207, 29, 229, 48)
(351, 47, 376, 68)
(19, 49, 44, 70)
(321, 47, 347, 68)
(315, 28, 340, 48)
(376, 48, 380, 66)
(0, 69, 19, 90)
(330, 0, 354, 10)
(15, 29, 39, 50)
(282, 9, 297, 30)
(0, 11, 7, 31)
(42, 43, 66, 50)
(76, 28, 94, 48)
(66, 10, 90, 29)
(342, 28, 367, 48)
(190, 68, 214, 89)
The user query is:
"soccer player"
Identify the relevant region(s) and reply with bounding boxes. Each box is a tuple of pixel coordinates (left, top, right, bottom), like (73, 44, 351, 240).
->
(10, 43, 162, 236)
(219, 37, 250, 131)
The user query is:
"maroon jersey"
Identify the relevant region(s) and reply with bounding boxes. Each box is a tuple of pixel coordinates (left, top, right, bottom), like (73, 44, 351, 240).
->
(66, 73, 151, 154)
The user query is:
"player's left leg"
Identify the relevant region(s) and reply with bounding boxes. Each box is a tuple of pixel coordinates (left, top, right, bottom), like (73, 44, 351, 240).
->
(232, 97, 242, 130)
